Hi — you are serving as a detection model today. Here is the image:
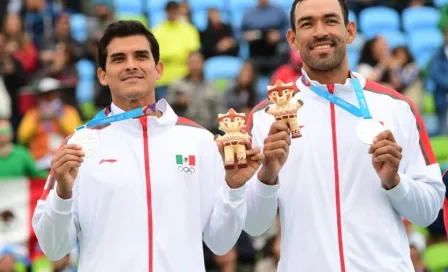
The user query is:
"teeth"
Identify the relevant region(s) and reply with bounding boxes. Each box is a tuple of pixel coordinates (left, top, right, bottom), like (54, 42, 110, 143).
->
(314, 45, 331, 49)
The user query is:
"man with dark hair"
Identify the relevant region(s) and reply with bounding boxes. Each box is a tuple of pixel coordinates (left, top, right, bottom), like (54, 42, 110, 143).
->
(243, 0, 445, 271)
(32, 20, 264, 271)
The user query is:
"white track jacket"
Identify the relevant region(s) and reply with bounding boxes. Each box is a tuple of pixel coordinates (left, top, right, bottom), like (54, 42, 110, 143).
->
(32, 99, 247, 271)
(244, 71, 445, 272)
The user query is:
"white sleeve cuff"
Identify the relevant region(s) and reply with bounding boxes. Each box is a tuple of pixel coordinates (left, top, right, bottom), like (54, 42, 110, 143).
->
(222, 182, 247, 202)
(385, 172, 410, 200)
(48, 190, 73, 214)
(254, 179, 280, 198)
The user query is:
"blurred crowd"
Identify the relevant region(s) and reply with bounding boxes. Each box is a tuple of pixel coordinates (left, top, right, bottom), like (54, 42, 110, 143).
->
(0, 0, 448, 271)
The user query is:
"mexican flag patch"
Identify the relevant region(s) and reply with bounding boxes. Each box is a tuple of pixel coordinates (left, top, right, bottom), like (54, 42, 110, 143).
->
(176, 155, 195, 166)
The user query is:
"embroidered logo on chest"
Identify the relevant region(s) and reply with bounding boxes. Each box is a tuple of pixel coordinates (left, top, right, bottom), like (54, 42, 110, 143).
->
(176, 154, 196, 175)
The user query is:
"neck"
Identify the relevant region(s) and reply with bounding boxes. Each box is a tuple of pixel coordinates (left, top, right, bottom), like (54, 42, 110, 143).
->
(114, 96, 162, 118)
(303, 60, 350, 85)
(189, 73, 202, 83)
(0, 143, 12, 156)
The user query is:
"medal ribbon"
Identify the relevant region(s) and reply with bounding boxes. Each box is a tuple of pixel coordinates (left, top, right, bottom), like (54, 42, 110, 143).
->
(306, 76, 372, 119)
(75, 104, 156, 131)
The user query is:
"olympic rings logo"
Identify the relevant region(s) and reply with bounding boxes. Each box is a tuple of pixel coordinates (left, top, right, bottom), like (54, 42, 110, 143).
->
(178, 166, 195, 175)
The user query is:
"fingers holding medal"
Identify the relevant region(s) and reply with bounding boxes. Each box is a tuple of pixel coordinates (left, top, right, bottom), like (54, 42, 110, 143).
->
(368, 130, 403, 164)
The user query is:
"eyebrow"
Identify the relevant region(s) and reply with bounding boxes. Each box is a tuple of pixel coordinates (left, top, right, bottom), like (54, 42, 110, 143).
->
(296, 12, 341, 25)
(109, 50, 150, 60)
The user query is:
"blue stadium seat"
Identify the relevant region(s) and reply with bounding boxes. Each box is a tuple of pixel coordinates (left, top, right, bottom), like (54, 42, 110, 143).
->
(230, 9, 245, 31)
(349, 10, 357, 25)
(204, 56, 244, 80)
(76, 59, 96, 103)
(402, 7, 440, 33)
(76, 59, 95, 80)
(379, 30, 407, 49)
(70, 14, 88, 43)
(270, 0, 291, 9)
(434, 0, 448, 8)
(228, 0, 257, 11)
(188, 0, 225, 12)
(348, 50, 360, 71)
(359, 7, 400, 39)
(409, 29, 443, 68)
(114, 0, 144, 14)
(149, 12, 166, 27)
(192, 10, 208, 31)
(257, 76, 270, 101)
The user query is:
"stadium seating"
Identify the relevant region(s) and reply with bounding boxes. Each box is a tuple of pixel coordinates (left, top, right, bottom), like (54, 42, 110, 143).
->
(204, 56, 244, 80)
(76, 59, 96, 104)
(409, 29, 444, 68)
(349, 9, 357, 25)
(149, 12, 166, 27)
(359, 7, 401, 39)
(434, 0, 448, 8)
(188, 0, 225, 12)
(270, 0, 291, 10)
(402, 6, 441, 33)
(114, 0, 144, 14)
(70, 13, 88, 43)
(228, 0, 257, 11)
(380, 30, 407, 49)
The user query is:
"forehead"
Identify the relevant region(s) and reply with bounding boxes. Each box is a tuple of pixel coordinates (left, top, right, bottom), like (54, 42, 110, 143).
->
(107, 35, 151, 56)
(295, 0, 343, 19)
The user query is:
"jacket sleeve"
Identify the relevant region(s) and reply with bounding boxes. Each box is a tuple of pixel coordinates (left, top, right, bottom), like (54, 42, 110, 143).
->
(443, 171, 448, 237)
(32, 171, 80, 261)
(200, 134, 247, 256)
(243, 111, 280, 236)
(384, 103, 446, 227)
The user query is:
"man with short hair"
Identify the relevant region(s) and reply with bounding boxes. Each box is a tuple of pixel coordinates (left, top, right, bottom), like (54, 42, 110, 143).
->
(243, 0, 446, 271)
(32, 20, 264, 271)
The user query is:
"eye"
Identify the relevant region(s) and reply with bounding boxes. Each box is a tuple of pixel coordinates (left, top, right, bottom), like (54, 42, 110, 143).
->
(235, 117, 240, 122)
(327, 19, 338, 24)
(301, 22, 312, 28)
(224, 118, 230, 122)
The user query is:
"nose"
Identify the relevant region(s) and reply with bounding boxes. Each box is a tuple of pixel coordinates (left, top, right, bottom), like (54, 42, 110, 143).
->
(124, 57, 138, 71)
(313, 22, 329, 39)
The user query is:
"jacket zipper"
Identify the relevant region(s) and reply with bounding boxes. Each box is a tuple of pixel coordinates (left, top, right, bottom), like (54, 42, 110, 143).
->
(139, 117, 153, 272)
(327, 84, 346, 272)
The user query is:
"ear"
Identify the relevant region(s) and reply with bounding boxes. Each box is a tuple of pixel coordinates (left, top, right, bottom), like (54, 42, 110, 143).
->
(97, 68, 108, 86)
(346, 21, 357, 45)
(218, 114, 223, 118)
(286, 29, 299, 51)
(155, 61, 164, 80)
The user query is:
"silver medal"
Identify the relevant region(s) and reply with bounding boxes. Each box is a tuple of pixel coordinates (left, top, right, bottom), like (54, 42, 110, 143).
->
(68, 129, 99, 157)
(356, 119, 385, 145)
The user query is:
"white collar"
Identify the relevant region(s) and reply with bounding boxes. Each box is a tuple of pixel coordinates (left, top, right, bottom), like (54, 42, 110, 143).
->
(109, 99, 178, 131)
(296, 69, 367, 97)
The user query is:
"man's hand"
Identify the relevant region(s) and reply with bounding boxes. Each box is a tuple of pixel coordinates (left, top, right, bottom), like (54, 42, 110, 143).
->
(368, 130, 403, 189)
(217, 137, 264, 189)
(258, 121, 291, 185)
(51, 144, 85, 199)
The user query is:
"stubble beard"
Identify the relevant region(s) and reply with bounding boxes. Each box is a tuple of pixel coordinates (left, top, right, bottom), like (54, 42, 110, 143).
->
(302, 43, 346, 71)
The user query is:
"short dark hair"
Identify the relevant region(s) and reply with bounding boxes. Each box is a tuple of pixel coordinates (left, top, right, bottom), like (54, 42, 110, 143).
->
(98, 20, 160, 70)
(165, 1, 179, 11)
(290, 0, 349, 32)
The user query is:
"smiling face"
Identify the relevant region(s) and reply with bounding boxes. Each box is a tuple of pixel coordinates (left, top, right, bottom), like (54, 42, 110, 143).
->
(287, 0, 355, 72)
(97, 35, 163, 108)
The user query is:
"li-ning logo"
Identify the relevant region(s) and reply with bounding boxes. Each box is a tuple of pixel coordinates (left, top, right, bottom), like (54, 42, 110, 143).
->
(176, 154, 196, 175)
